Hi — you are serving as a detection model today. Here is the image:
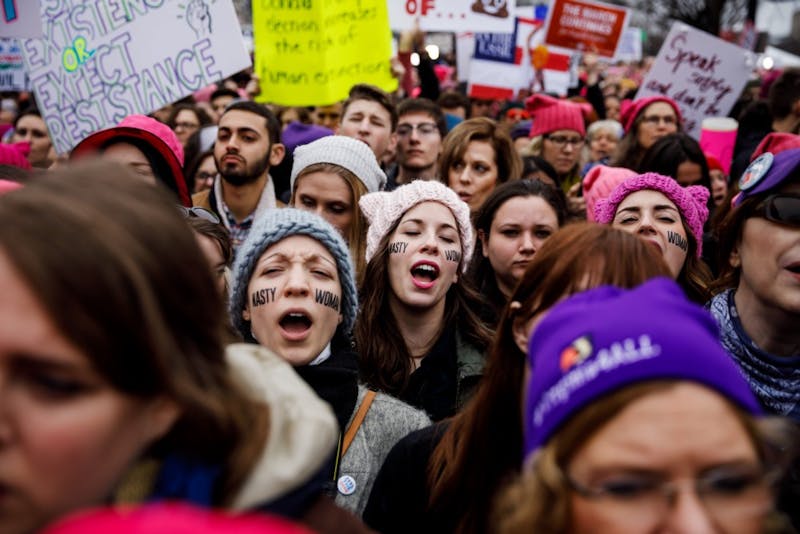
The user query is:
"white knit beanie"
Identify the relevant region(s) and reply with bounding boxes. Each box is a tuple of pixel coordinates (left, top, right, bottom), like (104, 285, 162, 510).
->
(359, 180, 473, 272)
(290, 135, 387, 194)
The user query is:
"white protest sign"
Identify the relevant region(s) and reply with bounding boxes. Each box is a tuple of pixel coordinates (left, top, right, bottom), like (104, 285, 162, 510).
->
(613, 27, 642, 62)
(637, 23, 755, 138)
(0, 38, 28, 91)
(0, 0, 43, 38)
(389, 0, 516, 33)
(21, 0, 250, 155)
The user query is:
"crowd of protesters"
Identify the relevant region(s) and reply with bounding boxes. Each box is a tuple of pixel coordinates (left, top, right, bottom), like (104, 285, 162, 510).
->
(1, 31, 799, 534)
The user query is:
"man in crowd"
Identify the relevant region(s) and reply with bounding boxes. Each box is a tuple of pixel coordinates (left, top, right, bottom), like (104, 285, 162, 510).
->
(337, 84, 397, 164)
(385, 98, 446, 190)
(193, 101, 285, 248)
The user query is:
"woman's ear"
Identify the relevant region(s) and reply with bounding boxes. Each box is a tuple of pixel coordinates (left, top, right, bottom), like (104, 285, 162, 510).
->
(242, 304, 251, 322)
(479, 229, 489, 258)
(729, 244, 741, 268)
(144, 397, 182, 443)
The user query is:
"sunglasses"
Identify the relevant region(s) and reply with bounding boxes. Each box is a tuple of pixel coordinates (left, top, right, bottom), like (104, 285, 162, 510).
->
(179, 206, 220, 224)
(755, 194, 800, 226)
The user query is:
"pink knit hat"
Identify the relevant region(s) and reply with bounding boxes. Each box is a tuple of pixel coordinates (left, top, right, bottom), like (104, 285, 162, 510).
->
(594, 173, 710, 256)
(0, 141, 32, 170)
(42, 503, 312, 534)
(359, 180, 473, 271)
(0, 179, 22, 195)
(619, 96, 682, 133)
(582, 165, 637, 222)
(71, 115, 190, 206)
(525, 94, 590, 138)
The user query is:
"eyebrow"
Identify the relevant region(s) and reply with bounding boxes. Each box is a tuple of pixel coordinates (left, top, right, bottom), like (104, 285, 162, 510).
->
(260, 251, 337, 267)
(617, 204, 679, 214)
(218, 126, 261, 136)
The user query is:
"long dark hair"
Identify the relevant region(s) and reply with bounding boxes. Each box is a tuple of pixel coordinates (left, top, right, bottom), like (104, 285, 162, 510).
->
(467, 179, 568, 325)
(425, 223, 672, 534)
(356, 218, 492, 397)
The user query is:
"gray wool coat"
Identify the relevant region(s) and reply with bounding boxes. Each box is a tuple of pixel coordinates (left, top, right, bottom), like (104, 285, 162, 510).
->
(335, 385, 431, 515)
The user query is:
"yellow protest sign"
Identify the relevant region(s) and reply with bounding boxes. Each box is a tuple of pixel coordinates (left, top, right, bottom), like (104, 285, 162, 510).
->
(253, 0, 397, 106)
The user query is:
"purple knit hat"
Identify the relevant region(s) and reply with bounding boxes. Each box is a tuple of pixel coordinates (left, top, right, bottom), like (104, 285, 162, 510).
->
(594, 173, 710, 257)
(524, 277, 763, 455)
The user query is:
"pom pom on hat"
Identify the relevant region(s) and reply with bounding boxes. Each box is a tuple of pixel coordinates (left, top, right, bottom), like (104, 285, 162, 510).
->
(229, 208, 358, 340)
(359, 180, 473, 271)
(582, 165, 637, 222)
(291, 135, 386, 194)
(523, 278, 763, 455)
(594, 173, 709, 257)
(525, 94, 590, 138)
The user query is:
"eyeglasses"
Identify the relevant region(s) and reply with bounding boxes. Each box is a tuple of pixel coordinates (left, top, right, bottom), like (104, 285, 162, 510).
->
(179, 206, 220, 224)
(566, 464, 778, 527)
(396, 123, 440, 138)
(641, 114, 677, 126)
(543, 134, 584, 148)
(754, 194, 800, 227)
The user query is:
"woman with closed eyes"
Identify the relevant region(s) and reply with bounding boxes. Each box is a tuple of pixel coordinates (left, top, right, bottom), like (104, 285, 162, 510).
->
(594, 172, 713, 303)
(356, 180, 492, 422)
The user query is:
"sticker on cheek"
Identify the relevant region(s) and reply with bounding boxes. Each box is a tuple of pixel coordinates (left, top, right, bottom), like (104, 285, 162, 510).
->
(444, 249, 461, 262)
(667, 231, 688, 252)
(314, 289, 340, 311)
(251, 287, 277, 307)
(388, 242, 408, 254)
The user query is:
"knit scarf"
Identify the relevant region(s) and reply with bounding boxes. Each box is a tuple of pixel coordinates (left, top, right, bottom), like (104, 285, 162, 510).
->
(708, 289, 800, 422)
(295, 344, 359, 432)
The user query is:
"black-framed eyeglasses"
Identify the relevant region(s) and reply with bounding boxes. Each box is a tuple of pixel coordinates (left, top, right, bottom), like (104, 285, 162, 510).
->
(179, 206, 220, 224)
(754, 194, 800, 227)
(543, 134, 584, 148)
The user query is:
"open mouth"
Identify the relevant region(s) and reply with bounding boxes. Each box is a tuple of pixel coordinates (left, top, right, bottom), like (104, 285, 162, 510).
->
(785, 263, 800, 275)
(279, 311, 313, 339)
(411, 261, 440, 289)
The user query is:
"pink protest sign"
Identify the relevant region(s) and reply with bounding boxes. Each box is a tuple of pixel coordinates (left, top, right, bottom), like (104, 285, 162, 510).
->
(700, 117, 738, 175)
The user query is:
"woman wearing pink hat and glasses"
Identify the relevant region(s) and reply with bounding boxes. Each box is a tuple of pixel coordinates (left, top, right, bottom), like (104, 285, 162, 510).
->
(612, 96, 682, 172)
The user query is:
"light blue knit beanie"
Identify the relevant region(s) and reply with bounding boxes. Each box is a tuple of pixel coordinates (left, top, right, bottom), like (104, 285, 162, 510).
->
(229, 208, 358, 340)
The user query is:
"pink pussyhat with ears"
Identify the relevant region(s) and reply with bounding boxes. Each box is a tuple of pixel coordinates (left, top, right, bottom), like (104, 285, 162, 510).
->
(594, 173, 710, 257)
(525, 94, 591, 138)
(619, 96, 682, 133)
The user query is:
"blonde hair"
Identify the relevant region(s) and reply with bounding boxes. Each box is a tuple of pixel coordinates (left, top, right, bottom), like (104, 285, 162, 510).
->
(291, 162, 369, 284)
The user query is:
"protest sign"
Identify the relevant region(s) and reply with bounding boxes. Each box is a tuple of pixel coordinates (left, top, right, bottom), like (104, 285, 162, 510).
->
(254, 0, 396, 106)
(389, 0, 516, 34)
(543, 0, 628, 58)
(0, 38, 28, 91)
(0, 0, 42, 38)
(613, 27, 642, 63)
(21, 0, 250, 155)
(468, 17, 572, 99)
(637, 23, 755, 138)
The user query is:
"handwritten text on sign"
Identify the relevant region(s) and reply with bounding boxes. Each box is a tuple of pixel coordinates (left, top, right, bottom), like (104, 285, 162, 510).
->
(254, 0, 396, 106)
(636, 23, 753, 138)
(543, 0, 628, 58)
(21, 0, 250, 154)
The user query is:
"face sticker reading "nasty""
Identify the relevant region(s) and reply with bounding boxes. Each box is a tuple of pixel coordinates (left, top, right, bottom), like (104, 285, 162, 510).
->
(251, 287, 277, 307)
(389, 242, 408, 254)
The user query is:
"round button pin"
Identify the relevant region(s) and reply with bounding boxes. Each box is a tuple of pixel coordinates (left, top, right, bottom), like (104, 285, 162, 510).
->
(739, 152, 773, 191)
(337, 475, 357, 496)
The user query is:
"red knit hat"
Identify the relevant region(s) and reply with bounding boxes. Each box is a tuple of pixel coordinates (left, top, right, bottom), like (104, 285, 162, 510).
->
(705, 153, 724, 173)
(619, 96, 682, 133)
(525, 94, 590, 138)
(750, 132, 800, 161)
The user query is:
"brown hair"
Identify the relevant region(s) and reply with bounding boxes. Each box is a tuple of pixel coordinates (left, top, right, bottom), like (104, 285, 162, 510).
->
(493, 382, 796, 534)
(612, 103, 683, 171)
(291, 162, 369, 285)
(426, 223, 672, 534)
(342, 83, 398, 130)
(356, 216, 492, 397)
(438, 117, 522, 187)
(0, 161, 267, 504)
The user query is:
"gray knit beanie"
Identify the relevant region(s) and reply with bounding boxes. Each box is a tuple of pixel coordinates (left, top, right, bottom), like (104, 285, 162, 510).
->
(229, 208, 358, 340)
(290, 135, 387, 194)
